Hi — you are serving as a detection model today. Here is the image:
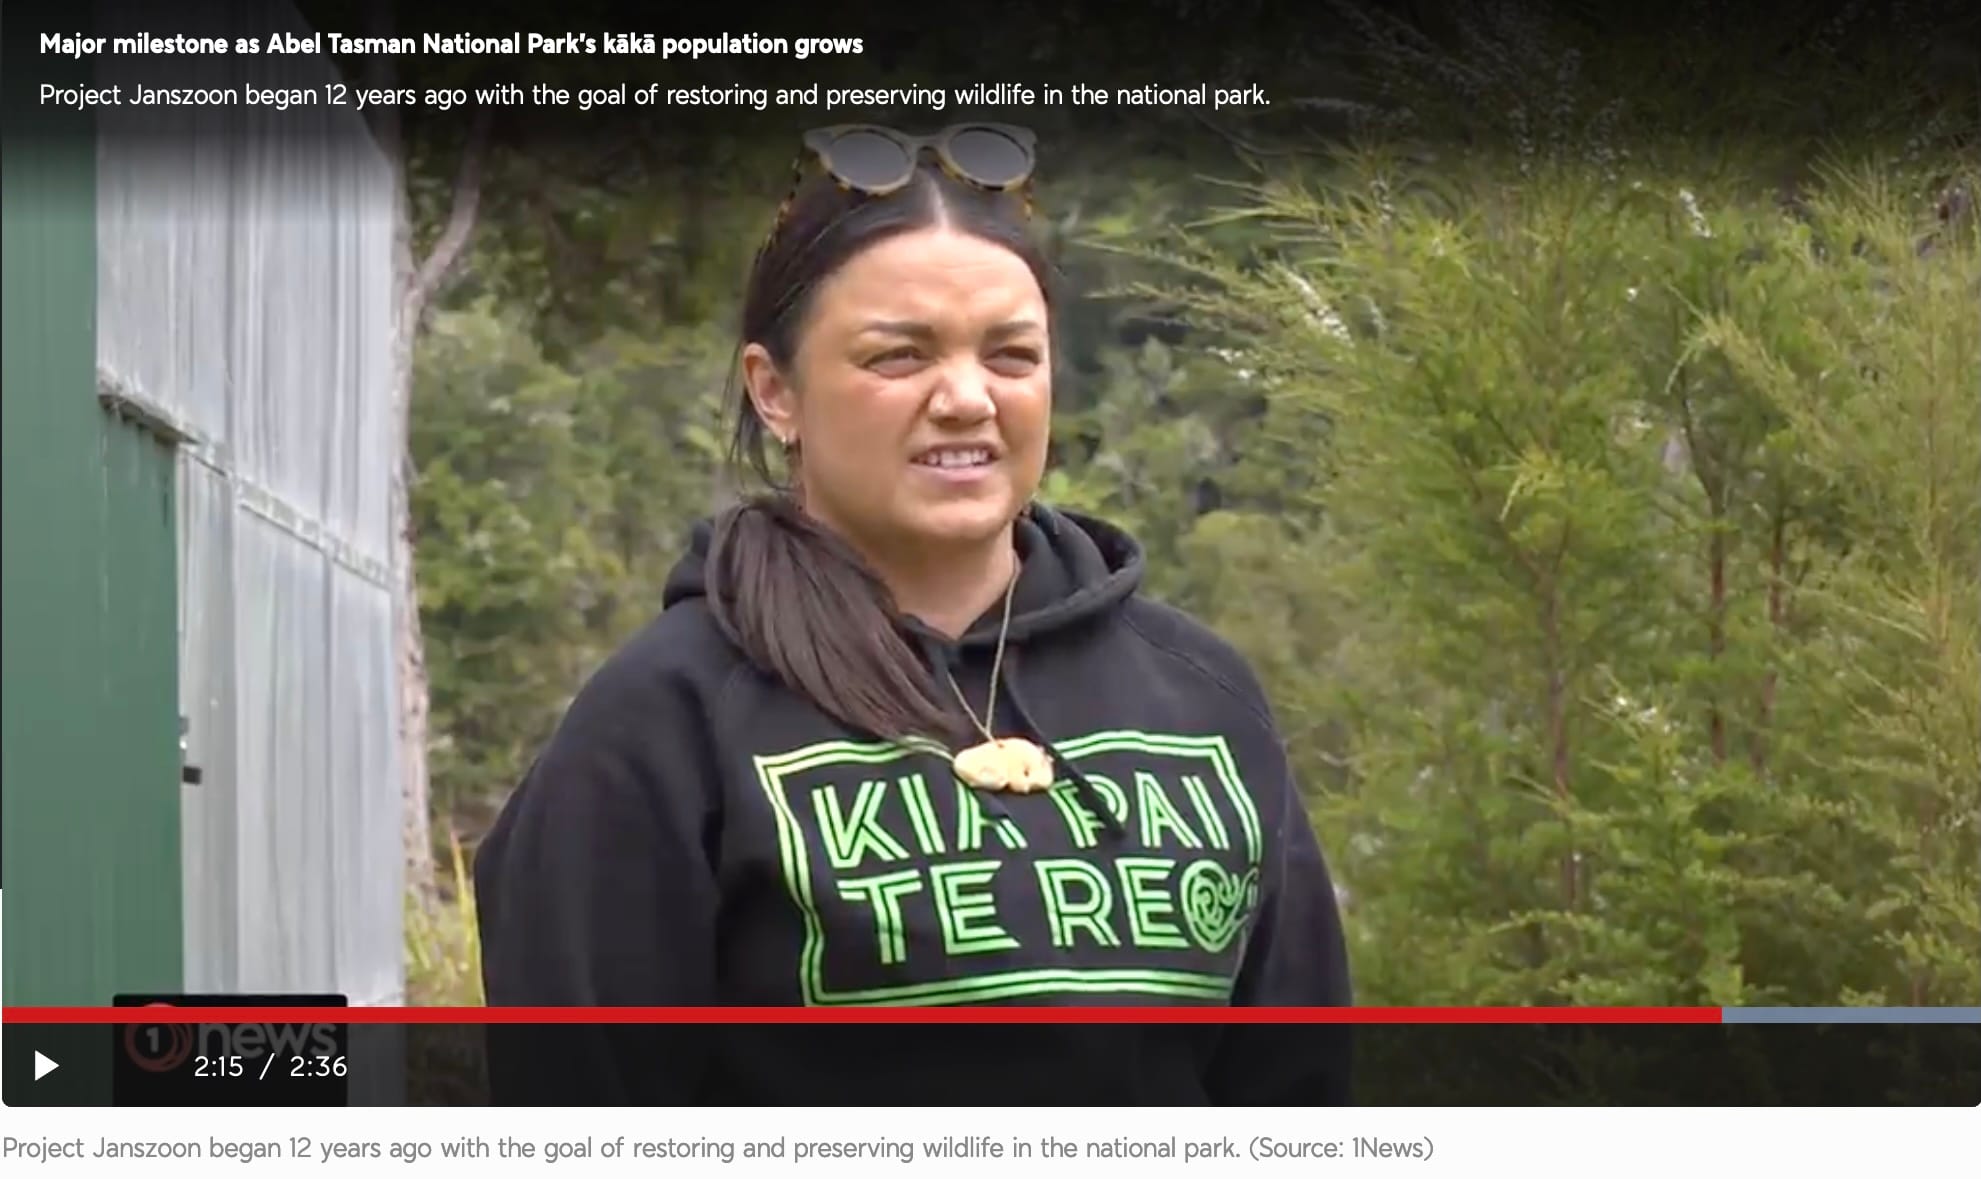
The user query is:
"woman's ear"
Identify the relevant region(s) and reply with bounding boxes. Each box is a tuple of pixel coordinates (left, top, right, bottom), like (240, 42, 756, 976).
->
(741, 343, 800, 448)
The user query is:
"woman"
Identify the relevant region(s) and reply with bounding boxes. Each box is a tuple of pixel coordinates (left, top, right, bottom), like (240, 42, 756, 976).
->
(474, 124, 1352, 1105)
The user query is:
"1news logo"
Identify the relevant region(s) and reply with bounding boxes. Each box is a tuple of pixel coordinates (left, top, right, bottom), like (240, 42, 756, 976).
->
(123, 1006, 195, 1074)
(112, 994, 350, 1107)
(122, 1007, 341, 1071)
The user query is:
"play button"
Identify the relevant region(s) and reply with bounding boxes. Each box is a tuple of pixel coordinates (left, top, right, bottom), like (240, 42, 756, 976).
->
(3, 1027, 104, 1104)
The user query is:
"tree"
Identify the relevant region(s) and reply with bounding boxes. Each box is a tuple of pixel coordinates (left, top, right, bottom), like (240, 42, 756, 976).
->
(1694, 160, 1980, 1004)
(1116, 120, 1977, 1003)
(356, 0, 495, 893)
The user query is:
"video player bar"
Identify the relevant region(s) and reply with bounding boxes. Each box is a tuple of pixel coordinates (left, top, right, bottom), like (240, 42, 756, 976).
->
(5, 998, 1976, 1107)
(8, 1005, 1980, 1023)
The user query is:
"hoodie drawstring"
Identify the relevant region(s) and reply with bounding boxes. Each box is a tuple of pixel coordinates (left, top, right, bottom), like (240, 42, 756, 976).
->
(998, 650, 1126, 841)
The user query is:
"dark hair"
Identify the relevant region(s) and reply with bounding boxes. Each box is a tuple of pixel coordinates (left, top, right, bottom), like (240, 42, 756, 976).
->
(705, 160, 1055, 744)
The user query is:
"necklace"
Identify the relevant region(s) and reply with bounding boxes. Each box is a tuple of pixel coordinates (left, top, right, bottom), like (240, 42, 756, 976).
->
(946, 560, 1055, 794)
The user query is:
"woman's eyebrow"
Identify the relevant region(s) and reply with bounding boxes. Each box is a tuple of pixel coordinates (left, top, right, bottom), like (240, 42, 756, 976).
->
(985, 319, 1044, 340)
(855, 318, 1043, 339)
(857, 319, 934, 340)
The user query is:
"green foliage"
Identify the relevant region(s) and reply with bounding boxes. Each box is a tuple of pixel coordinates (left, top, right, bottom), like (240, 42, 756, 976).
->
(411, 298, 726, 832)
(1134, 145, 1978, 1006)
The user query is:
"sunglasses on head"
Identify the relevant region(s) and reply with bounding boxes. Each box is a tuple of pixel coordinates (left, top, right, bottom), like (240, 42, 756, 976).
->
(803, 122, 1037, 194)
(758, 123, 1039, 252)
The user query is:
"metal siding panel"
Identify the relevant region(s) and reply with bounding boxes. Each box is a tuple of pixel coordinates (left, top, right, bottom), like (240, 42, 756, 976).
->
(3, 64, 184, 1005)
(178, 456, 240, 992)
(232, 514, 336, 990)
(331, 574, 407, 1005)
(93, 0, 236, 443)
(88, 0, 406, 1004)
(93, 413, 188, 994)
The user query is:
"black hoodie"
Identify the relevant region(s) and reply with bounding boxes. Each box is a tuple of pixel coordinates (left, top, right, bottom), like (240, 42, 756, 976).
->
(474, 504, 1352, 1105)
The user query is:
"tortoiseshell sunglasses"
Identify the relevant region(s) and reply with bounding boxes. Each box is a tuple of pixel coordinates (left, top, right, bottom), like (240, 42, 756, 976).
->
(757, 123, 1039, 251)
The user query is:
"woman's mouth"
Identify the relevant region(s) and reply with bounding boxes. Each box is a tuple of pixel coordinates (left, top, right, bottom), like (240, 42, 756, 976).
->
(911, 444, 999, 484)
(912, 446, 994, 470)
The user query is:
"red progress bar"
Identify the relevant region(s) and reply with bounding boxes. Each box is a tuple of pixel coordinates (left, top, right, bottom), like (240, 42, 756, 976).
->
(2, 1006, 1723, 1025)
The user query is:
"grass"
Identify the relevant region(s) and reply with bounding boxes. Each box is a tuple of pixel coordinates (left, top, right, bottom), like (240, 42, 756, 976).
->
(405, 828, 484, 1007)
(402, 828, 490, 1103)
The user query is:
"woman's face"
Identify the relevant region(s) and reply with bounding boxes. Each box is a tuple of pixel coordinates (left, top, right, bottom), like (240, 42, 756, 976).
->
(746, 226, 1052, 560)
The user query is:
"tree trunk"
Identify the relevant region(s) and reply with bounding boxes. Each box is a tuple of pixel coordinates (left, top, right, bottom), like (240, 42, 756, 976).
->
(1708, 514, 1728, 764)
(391, 442, 433, 897)
(369, 0, 492, 900)
(368, 0, 432, 903)
(1544, 587, 1577, 908)
(1751, 499, 1787, 776)
(1676, 381, 1730, 767)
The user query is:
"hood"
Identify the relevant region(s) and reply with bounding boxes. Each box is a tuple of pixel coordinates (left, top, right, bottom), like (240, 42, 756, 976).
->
(663, 501, 1145, 838)
(662, 501, 1145, 649)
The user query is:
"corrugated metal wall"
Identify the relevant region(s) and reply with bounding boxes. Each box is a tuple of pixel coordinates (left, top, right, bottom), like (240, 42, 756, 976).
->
(94, 0, 406, 1005)
(2, 29, 186, 1005)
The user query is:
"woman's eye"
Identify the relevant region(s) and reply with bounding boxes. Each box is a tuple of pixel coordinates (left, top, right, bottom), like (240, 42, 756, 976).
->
(869, 348, 923, 373)
(988, 347, 1041, 372)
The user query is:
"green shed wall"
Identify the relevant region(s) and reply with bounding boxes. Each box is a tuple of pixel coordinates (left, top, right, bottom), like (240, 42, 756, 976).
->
(3, 44, 184, 1006)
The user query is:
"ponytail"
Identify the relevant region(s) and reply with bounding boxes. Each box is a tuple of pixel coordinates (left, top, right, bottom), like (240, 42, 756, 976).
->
(704, 496, 969, 745)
